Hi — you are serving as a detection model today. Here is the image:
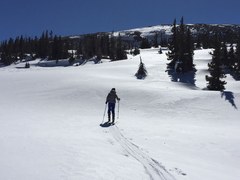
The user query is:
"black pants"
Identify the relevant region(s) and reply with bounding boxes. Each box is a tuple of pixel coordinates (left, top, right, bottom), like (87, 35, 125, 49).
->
(108, 102, 115, 121)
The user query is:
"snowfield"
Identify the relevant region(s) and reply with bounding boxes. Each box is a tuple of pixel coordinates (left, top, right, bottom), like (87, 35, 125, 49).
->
(0, 48, 240, 180)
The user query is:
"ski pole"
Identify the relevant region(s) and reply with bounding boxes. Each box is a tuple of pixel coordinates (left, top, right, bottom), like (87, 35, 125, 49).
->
(101, 104, 107, 124)
(117, 100, 120, 119)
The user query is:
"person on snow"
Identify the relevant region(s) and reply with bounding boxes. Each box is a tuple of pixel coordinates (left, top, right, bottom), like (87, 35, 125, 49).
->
(105, 88, 120, 124)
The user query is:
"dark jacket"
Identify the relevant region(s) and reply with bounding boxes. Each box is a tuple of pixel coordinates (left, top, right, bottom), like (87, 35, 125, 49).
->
(106, 90, 120, 104)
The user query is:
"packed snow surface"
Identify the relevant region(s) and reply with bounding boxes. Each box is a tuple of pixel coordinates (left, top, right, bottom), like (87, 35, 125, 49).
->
(0, 48, 240, 180)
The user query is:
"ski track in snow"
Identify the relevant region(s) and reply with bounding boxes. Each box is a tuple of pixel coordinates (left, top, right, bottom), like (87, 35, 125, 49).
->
(109, 125, 176, 180)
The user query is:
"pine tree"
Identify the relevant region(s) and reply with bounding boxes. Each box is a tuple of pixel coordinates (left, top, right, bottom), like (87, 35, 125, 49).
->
(115, 34, 127, 60)
(109, 33, 116, 60)
(132, 47, 140, 56)
(51, 35, 65, 60)
(19, 35, 24, 59)
(135, 56, 147, 79)
(38, 32, 45, 58)
(220, 42, 228, 66)
(178, 17, 185, 63)
(51, 35, 59, 60)
(62, 38, 70, 59)
(206, 35, 226, 91)
(167, 17, 194, 72)
(183, 28, 194, 72)
(235, 35, 240, 75)
(1, 38, 15, 65)
(25, 62, 30, 68)
(44, 31, 50, 58)
(228, 44, 235, 70)
(153, 32, 158, 48)
(140, 37, 151, 49)
(195, 36, 202, 49)
(166, 18, 178, 68)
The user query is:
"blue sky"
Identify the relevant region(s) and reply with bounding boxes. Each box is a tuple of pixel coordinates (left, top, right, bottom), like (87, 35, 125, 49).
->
(1, 0, 240, 41)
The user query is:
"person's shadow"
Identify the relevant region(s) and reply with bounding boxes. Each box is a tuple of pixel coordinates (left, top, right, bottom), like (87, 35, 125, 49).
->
(100, 122, 112, 128)
(221, 91, 238, 109)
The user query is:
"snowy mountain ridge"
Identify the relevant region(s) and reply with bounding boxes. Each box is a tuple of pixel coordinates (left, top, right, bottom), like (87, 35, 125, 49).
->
(69, 23, 240, 40)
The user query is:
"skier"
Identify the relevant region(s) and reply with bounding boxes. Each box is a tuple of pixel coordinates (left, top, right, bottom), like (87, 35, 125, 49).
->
(105, 88, 120, 124)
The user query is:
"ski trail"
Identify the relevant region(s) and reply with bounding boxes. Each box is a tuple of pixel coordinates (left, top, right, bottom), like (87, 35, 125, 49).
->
(109, 125, 176, 180)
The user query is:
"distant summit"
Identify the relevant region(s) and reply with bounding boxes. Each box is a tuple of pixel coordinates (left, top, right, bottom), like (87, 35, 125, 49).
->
(68, 23, 240, 48)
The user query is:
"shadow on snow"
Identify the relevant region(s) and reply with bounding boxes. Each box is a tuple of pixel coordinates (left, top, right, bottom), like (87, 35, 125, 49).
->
(221, 91, 238, 109)
(224, 68, 240, 81)
(100, 122, 112, 128)
(166, 68, 197, 89)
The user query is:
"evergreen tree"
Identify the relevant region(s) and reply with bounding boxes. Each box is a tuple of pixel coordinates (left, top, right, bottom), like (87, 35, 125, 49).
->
(206, 35, 226, 91)
(115, 34, 127, 60)
(109, 33, 116, 60)
(51, 35, 65, 60)
(95, 35, 102, 60)
(183, 28, 194, 72)
(235, 36, 240, 74)
(135, 56, 147, 79)
(37, 32, 45, 58)
(167, 17, 194, 72)
(153, 32, 158, 48)
(62, 38, 70, 59)
(19, 35, 24, 59)
(25, 62, 30, 68)
(44, 31, 50, 58)
(100, 34, 109, 57)
(195, 36, 202, 49)
(0, 29, 130, 65)
(140, 37, 151, 49)
(132, 47, 140, 56)
(158, 47, 162, 54)
(2, 38, 15, 65)
(228, 44, 235, 70)
(166, 18, 178, 68)
(51, 35, 59, 60)
(178, 17, 185, 63)
(84, 34, 98, 59)
(220, 42, 228, 66)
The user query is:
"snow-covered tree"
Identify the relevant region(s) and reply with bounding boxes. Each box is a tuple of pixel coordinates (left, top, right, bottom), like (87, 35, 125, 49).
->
(166, 18, 178, 68)
(206, 35, 226, 91)
(135, 56, 147, 79)
(132, 47, 140, 56)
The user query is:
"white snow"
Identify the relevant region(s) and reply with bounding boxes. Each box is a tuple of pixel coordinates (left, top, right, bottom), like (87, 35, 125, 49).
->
(114, 25, 173, 37)
(0, 48, 240, 180)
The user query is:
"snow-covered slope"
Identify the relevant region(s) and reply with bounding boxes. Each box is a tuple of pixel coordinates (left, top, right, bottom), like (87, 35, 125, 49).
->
(0, 49, 240, 180)
(114, 24, 172, 37)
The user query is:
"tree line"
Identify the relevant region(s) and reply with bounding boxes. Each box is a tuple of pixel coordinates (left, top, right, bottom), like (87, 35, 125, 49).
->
(76, 33, 127, 61)
(166, 17, 240, 91)
(0, 31, 127, 65)
(1, 20, 240, 91)
(206, 34, 240, 90)
(0, 31, 69, 65)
